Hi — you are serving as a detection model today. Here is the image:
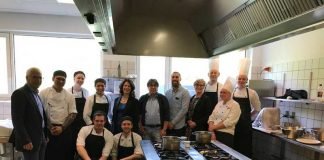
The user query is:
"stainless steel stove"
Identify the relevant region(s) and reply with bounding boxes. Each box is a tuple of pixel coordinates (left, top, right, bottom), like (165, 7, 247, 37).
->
(141, 140, 250, 160)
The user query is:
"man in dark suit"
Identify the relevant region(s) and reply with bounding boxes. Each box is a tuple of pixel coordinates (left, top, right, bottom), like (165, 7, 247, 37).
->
(11, 67, 47, 160)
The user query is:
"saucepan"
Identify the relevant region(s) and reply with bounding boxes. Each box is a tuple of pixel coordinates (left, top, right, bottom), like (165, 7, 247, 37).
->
(192, 131, 213, 144)
(162, 136, 180, 151)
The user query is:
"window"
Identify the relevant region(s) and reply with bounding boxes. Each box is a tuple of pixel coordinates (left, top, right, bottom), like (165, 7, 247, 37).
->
(219, 50, 245, 83)
(139, 56, 166, 96)
(170, 57, 209, 96)
(14, 35, 101, 94)
(0, 33, 9, 96)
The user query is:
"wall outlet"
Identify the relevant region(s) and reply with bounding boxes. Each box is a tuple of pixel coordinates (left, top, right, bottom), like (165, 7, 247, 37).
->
(290, 112, 295, 119)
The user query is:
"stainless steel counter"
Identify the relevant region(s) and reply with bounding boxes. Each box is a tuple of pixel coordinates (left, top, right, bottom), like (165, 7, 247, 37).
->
(253, 127, 324, 159)
(210, 140, 250, 160)
(141, 140, 250, 160)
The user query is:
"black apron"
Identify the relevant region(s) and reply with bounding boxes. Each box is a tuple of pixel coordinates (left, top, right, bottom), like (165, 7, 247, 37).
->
(71, 88, 86, 133)
(92, 95, 110, 130)
(84, 128, 105, 160)
(233, 88, 252, 158)
(71, 88, 87, 157)
(117, 133, 135, 159)
(204, 83, 218, 109)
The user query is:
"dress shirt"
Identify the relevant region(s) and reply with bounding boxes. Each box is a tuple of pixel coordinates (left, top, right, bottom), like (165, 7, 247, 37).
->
(233, 87, 261, 112)
(77, 125, 114, 157)
(83, 94, 112, 125)
(39, 87, 77, 124)
(165, 85, 190, 129)
(67, 87, 90, 98)
(111, 132, 143, 157)
(208, 99, 241, 135)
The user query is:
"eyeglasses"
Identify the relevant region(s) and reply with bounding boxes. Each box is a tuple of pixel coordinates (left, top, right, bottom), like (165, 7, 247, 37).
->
(55, 77, 66, 81)
(31, 76, 43, 79)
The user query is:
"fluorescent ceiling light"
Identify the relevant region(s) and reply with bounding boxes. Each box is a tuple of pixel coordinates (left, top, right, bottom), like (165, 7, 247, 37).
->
(57, 0, 74, 4)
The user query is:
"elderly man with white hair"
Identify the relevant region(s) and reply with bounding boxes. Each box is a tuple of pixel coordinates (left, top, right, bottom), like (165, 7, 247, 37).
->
(208, 77, 241, 148)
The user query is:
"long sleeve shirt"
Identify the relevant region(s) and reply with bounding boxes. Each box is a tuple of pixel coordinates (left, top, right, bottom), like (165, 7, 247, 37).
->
(39, 87, 77, 125)
(208, 99, 241, 135)
(165, 85, 190, 129)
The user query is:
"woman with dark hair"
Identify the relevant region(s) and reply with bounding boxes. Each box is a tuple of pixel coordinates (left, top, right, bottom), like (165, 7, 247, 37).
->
(112, 79, 140, 134)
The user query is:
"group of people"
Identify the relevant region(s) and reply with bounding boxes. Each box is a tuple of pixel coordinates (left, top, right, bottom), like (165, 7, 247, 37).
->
(10, 57, 261, 160)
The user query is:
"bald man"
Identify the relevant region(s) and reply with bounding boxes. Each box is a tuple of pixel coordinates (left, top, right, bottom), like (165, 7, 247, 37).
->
(11, 67, 47, 160)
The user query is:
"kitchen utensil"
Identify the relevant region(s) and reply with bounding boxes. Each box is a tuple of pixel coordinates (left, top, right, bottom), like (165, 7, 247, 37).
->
(296, 138, 321, 145)
(192, 131, 212, 144)
(162, 136, 180, 151)
(281, 126, 305, 139)
(311, 128, 324, 141)
(183, 141, 191, 148)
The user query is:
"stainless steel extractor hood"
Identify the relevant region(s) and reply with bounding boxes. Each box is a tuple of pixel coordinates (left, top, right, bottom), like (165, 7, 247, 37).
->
(73, 0, 324, 58)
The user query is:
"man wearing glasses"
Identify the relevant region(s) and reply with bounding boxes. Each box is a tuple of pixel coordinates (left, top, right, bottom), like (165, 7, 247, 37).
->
(11, 67, 47, 160)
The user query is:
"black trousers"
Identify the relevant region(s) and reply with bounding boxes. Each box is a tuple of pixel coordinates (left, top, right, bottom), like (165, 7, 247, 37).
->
(215, 131, 234, 148)
(167, 126, 186, 137)
(46, 127, 74, 160)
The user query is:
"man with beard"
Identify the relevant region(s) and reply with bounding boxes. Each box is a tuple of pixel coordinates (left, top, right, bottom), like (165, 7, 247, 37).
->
(165, 72, 190, 137)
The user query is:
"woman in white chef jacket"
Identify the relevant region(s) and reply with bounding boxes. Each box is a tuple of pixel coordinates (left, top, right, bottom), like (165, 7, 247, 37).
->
(208, 77, 241, 148)
(232, 58, 261, 158)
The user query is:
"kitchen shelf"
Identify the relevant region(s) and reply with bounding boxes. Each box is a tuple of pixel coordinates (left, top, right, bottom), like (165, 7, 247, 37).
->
(263, 97, 324, 105)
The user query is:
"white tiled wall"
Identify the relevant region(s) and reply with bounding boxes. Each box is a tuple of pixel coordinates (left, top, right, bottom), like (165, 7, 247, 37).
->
(0, 101, 11, 119)
(251, 57, 324, 128)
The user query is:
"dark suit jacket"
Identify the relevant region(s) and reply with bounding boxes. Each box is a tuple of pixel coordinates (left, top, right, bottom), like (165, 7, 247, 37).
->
(11, 84, 47, 152)
(186, 94, 212, 131)
(112, 96, 140, 134)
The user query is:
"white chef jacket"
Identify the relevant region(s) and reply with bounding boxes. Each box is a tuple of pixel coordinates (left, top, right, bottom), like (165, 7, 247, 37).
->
(83, 94, 113, 125)
(208, 99, 241, 135)
(233, 87, 261, 112)
(77, 125, 114, 157)
(111, 132, 143, 157)
(39, 87, 77, 125)
(205, 82, 223, 97)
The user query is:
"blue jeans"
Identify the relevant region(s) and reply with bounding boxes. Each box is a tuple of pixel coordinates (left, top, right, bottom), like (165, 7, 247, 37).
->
(23, 133, 46, 160)
(143, 126, 161, 142)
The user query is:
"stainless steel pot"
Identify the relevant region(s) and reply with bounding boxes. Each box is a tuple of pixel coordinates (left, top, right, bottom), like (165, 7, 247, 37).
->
(281, 126, 305, 139)
(311, 128, 324, 141)
(162, 136, 180, 151)
(192, 131, 212, 144)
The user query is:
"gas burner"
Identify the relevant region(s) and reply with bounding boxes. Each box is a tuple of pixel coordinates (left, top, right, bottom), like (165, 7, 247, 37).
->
(152, 142, 191, 160)
(193, 143, 238, 160)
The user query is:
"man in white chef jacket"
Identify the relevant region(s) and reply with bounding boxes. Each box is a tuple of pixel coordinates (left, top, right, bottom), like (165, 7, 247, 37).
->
(39, 70, 77, 160)
(204, 58, 223, 109)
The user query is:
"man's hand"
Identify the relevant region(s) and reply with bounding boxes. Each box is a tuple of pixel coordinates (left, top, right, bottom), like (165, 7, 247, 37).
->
(167, 123, 174, 129)
(187, 120, 196, 129)
(23, 142, 33, 150)
(160, 129, 166, 137)
(211, 133, 216, 140)
(208, 124, 216, 132)
(50, 126, 63, 136)
(139, 124, 145, 134)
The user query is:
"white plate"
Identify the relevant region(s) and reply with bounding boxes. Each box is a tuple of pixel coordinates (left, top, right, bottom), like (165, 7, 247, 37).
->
(296, 138, 321, 145)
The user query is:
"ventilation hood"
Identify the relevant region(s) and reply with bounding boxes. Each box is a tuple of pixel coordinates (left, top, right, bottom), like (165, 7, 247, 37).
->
(73, 0, 324, 58)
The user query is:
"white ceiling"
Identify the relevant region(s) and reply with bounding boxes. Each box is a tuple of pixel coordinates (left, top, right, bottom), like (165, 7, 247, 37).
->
(0, 0, 80, 16)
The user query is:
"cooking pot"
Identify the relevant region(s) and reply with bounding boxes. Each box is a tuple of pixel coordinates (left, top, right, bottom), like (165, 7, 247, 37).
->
(311, 128, 324, 141)
(162, 136, 180, 151)
(192, 131, 212, 144)
(281, 126, 305, 139)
